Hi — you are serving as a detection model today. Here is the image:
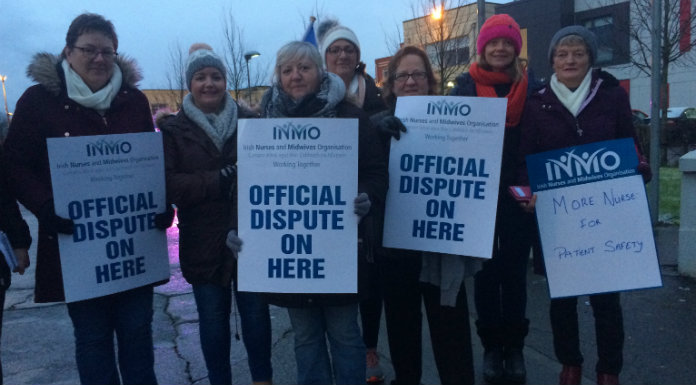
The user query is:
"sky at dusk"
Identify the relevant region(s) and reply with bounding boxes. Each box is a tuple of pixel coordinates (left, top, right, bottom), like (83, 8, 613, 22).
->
(1, 1, 518, 112)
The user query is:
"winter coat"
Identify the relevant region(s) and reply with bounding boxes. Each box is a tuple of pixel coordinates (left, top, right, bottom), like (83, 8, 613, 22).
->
(518, 69, 646, 184)
(260, 80, 388, 308)
(4, 53, 154, 302)
(518, 68, 649, 274)
(158, 102, 255, 287)
(0, 146, 32, 289)
(361, 74, 386, 117)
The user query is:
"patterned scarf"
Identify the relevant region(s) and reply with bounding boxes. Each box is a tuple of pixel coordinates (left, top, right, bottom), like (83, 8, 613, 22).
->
(261, 72, 346, 118)
(468, 62, 528, 128)
(182, 93, 238, 151)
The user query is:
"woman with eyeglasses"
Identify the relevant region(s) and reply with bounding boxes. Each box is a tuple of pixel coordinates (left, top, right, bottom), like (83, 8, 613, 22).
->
(377, 45, 478, 385)
(317, 19, 388, 383)
(4, 13, 163, 384)
(449, 14, 538, 384)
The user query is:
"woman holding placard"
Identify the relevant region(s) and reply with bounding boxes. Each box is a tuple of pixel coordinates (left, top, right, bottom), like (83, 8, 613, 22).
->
(449, 14, 537, 384)
(518, 26, 651, 385)
(158, 43, 273, 385)
(4, 13, 164, 384)
(377, 45, 478, 385)
(256, 40, 387, 385)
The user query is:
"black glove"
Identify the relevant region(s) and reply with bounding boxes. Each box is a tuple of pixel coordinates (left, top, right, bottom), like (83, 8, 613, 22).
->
(39, 201, 75, 235)
(219, 163, 237, 200)
(154, 205, 176, 230)
(373, 114, 407, 140)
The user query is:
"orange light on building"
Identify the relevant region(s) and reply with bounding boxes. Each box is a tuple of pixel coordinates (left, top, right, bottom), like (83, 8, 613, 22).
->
(431, 5, 443, 20)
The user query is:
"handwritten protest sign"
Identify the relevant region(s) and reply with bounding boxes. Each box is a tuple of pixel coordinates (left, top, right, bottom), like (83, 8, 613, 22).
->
(527, 138, 662, 298)
(236, 118, 358, 293)
(47, 132, 170, 303)
(382, 96, 507, 258)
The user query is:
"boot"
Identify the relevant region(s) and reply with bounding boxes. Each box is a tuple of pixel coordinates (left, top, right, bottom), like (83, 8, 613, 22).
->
(596, 373, 619, 385)
(504, 347, 526, 383)
(482, 346, 505, 384)
(559, 365, 582, 385)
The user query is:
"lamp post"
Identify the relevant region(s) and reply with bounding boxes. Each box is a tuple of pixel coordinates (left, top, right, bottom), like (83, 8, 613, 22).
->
(0, 75, 8, 118)
(244, 51, 260, 104)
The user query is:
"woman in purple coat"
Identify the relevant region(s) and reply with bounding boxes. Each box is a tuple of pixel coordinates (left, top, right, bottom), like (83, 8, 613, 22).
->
(518, 26, 651, 385)
(4, 13, 161, 385)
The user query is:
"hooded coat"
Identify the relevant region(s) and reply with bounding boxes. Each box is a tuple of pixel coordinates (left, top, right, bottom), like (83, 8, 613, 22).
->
(4, 53, 154, 302)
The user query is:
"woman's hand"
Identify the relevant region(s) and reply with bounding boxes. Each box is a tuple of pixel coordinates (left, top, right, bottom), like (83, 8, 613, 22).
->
(354, 193, 372, 220)
(520, 194, 537, 213)
(226, 230, 243, 258)
(13, 248, 29, 275)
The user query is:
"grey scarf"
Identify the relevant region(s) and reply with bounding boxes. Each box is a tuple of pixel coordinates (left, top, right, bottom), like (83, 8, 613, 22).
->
(182, 93, 238, 151)
(260, 72, 346, 118)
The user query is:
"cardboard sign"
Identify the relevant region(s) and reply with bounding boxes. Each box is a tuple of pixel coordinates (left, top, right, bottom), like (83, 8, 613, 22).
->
(527, 138, 662, 298)
(47, 132, 170, 303)
(382, 95, 507, 259)
(236, 118, 358, 293)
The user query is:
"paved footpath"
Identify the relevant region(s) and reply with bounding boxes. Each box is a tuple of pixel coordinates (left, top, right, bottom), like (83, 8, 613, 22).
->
(2, 211, 694, 384)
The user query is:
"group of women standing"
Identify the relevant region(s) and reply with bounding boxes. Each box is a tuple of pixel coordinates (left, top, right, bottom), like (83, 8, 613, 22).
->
(1, 10, 651, 385)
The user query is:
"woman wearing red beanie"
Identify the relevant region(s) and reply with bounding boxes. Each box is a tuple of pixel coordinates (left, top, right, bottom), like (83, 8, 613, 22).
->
(451, 13, 538, 384)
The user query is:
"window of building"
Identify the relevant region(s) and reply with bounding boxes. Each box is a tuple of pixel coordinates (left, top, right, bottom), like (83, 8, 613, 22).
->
(584, 16, 615, 65)
(426, 36, 470, 67)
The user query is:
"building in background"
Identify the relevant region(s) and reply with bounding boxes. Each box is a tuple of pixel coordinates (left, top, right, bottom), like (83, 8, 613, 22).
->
(142, 86, 269, 116)
(498, 0, 696, 114)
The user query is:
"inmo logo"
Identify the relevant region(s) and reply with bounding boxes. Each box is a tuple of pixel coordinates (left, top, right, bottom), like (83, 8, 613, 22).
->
(426, 100, 471, 116)
(544, 148, 621, 181)
(86, 139, 132, 156)
(273, 123, 321, 140)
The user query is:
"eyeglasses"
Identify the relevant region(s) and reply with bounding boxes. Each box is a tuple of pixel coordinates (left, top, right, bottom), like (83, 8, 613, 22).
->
(393, 71, 427, 84)
(326, 45, 357, 56)
(73, 46, 118, 60)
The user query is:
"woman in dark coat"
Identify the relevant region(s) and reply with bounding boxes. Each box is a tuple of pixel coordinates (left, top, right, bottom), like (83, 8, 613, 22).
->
(257, 41, 387, 385)
(4, 13, 159, 384)
(0, 144, 32, 385)
(450, 14, 536, 384)
(518, 26, 651, 385)
(158, 43, 272, 385)
(317, 18, 388, 383)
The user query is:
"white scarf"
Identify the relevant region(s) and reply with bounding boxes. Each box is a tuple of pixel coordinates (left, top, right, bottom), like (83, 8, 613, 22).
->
(346, 73, 366, 109)
(61, 60, 122, 113)
(549, 69, 593, 117)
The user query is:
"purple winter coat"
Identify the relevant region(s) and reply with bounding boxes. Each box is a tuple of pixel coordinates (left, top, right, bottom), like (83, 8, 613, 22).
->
(518, 69, 648, 184)
(4, 53, 155, 302)
(518, 69, 650, 274)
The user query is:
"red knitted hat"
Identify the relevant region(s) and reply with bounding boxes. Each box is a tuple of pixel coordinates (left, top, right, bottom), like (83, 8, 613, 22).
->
(476, 14, 522, 56)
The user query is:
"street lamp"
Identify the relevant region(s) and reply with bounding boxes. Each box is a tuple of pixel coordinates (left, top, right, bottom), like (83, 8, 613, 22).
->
(0, 75, 8, 118)
(244, 51, 260, 104)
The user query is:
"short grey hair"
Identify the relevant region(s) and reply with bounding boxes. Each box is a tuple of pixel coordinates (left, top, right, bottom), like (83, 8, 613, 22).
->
(273, 41, 325, 83)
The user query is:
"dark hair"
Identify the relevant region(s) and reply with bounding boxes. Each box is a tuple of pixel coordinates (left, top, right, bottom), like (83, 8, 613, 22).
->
(63, 13, 118, 57)
(382, 45, 437, 109)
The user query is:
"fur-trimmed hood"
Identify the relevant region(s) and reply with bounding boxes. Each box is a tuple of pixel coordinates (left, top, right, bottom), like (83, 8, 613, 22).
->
(26, 52, 144, 96)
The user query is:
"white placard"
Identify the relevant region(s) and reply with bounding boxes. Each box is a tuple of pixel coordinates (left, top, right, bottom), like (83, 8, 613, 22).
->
(526, 138, 662, 298)
(47, 132, 170, 303)
(382, 95, 507, 258)
(236, 118, 359, 293)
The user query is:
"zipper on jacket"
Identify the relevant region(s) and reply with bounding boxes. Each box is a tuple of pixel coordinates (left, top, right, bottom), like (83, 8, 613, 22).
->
(575, 118, 583, 137)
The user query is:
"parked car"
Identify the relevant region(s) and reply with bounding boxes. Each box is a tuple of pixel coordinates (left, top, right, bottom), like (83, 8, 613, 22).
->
(632, 109, 650, 125)
(663, 106, 696, 148)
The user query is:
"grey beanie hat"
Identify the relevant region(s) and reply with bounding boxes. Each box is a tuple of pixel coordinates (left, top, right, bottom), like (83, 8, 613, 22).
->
(185, 44, 226, 90)
(547, 25, 598, 65)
